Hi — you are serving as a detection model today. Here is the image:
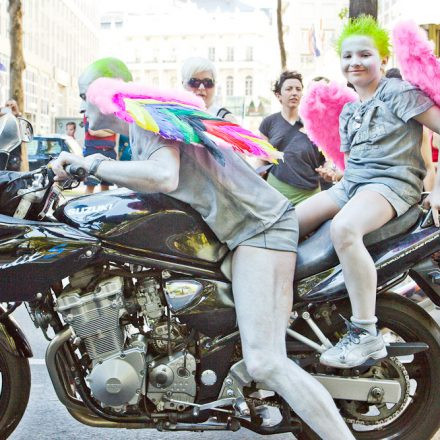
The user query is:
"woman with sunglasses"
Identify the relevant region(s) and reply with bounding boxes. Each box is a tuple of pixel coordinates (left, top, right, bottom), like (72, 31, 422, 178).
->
(182, 57, 237, 123)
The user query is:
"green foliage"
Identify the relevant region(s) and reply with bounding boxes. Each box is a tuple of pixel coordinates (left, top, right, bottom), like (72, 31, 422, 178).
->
(338, 7, 349, 21)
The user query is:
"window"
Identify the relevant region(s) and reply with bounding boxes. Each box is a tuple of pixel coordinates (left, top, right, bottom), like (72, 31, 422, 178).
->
(245, 46, 253, 61)
(226, 47, 234, 62)
(226, 76, 234, 96)
(100, 21, 111, 29)
(245, 76, 253, 96)
(208, 47, 216, 61)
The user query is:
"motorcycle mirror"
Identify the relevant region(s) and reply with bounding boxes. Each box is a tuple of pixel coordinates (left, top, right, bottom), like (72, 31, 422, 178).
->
(0, 151, 9, 170)
(17, 117, 33, 143)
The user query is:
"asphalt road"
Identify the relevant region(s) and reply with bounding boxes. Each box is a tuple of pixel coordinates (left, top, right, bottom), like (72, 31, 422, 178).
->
(8, 298, 440, 440)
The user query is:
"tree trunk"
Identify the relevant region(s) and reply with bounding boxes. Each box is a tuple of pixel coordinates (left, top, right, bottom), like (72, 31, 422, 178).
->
(8, 0, 28, 171)
(277, 0, 287, 70)
(8, 0, 25, 112)
(349, 0, 378, 19)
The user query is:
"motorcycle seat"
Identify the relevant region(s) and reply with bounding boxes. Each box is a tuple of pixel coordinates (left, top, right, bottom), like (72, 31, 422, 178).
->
(295, 204, 423, 280)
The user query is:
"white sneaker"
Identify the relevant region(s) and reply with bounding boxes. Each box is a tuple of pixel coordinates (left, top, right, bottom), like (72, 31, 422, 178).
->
(320, 318, 387, 368)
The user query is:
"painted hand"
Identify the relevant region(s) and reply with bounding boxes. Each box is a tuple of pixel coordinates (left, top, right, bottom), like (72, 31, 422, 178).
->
(49, 151, 86, 181)
(423, 191, 440, 227)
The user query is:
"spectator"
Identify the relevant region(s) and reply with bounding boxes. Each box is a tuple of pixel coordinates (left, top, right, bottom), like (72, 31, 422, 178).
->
(82, 115, 117, 194)
(5, 99, 21, 117)
(258, 71, 325, 205)
(181, 57, 237, 122)
(65, 121, 76, 138)
(4, 98, 28, 171)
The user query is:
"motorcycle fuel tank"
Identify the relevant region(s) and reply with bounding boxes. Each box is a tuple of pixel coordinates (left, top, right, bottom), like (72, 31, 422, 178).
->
(55, 188, 228, 264)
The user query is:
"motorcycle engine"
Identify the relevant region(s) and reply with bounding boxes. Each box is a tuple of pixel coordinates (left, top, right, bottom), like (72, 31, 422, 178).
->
(57, 271, 147, 409)
(56, 268, 197, 411)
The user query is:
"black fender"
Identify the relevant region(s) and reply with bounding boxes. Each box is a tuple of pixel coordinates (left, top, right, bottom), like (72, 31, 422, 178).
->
(409, 258, 440, 307)
(0, 305, 32, 358)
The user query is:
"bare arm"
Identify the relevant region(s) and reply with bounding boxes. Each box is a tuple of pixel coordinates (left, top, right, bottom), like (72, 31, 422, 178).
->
(414, 105, 440, 135)
(421, 127, 436, 191)
(88, 128, 116, 137)
(51, 145, 180, 194)
(416, 107, 440, 225)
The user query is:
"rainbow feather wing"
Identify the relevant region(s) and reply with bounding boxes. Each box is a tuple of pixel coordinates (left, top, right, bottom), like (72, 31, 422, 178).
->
(122, 98, 282, 165)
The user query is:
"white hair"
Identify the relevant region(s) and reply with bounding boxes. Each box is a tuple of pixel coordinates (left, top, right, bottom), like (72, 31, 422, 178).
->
(181, 57, 216, 84)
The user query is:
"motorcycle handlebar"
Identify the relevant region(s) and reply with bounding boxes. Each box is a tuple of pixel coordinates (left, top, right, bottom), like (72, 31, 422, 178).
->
(65, 164, 86, 180)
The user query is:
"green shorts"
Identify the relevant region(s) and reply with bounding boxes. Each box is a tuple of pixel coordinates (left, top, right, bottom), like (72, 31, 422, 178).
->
(267, 173, 321, 206)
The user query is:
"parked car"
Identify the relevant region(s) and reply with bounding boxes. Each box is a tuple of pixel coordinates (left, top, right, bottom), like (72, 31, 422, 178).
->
(27, 134, 82, 170)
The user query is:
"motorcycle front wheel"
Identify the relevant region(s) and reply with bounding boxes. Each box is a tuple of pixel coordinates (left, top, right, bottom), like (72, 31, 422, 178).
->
(292, 293, 440, 440)
(0, 332, 31, 438)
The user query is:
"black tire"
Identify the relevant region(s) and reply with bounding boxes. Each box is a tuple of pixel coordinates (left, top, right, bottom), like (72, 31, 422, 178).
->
(0, 335, 31, 439)
(292, 293, 440, 440)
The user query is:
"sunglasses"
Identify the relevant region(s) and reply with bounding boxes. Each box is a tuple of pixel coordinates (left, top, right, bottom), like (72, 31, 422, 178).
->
(187, 78, 215, 89)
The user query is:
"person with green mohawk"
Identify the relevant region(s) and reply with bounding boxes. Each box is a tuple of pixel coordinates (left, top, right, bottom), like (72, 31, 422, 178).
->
(296, 15, 440, 369)
(80, 58, 133, 194)
(50, 57, 355, 439)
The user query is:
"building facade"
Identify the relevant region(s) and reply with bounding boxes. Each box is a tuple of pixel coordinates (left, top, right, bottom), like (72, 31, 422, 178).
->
(282, 0, 348, 84)
(0, 0, 100, 134)
(378, 0, 440, 60)
(99, 0, 279, 127)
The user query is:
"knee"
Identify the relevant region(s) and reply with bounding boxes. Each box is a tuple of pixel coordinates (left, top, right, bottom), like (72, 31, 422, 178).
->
(245, 352, 282, 384)
(330, 217, 361, 251)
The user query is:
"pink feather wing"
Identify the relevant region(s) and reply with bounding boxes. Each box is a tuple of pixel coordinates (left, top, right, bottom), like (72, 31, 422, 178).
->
(393, 20, 440, 107)
(299, 81, 357, 171)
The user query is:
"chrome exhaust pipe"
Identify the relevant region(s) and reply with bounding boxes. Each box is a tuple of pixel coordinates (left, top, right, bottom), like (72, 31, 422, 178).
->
(45, 327, 85, 412)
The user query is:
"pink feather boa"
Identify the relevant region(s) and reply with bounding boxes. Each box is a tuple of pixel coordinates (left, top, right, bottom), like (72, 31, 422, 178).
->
(299, 81, 357, 170)
(393, 20, 440, 107)
(86, 77, 205, 123)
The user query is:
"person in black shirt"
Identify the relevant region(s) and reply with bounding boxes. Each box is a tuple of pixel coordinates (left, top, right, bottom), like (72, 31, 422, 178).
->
(259, 71, 325, 204)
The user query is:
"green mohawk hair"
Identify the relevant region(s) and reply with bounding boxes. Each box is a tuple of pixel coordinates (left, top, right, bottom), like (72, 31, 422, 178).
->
(336, 15, 391, 58)
(79, 57, 133, 88)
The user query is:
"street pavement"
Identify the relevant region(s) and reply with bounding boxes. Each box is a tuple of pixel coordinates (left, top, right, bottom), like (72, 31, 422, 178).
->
(7, 248, 440, 440)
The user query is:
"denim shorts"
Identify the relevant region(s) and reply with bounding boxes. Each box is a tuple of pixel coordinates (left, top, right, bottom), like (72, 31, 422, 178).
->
(326, 179, 412, 217)
(237, 206, 298, 252)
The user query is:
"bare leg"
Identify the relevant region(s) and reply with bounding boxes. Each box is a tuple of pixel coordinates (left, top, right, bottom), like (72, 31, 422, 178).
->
(330, 190, 395, 319)
(296, 191, 341, 238)
(232, 246, 354, 439)
(100, 184, 110, 192)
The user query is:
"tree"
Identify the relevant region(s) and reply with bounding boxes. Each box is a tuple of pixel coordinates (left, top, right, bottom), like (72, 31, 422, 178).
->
(8, 0, 28, 171)
(349, 0, 378, 19)
(8, 0, 25, 113)
(277, 0, 287, 70)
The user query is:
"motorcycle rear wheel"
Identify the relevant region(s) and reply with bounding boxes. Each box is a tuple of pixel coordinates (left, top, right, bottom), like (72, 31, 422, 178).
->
(292, 293, 440, 440)
(0, 334, 31, 439)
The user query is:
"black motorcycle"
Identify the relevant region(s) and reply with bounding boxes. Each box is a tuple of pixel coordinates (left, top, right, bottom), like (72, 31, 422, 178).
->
(1, 118, 440, 439)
